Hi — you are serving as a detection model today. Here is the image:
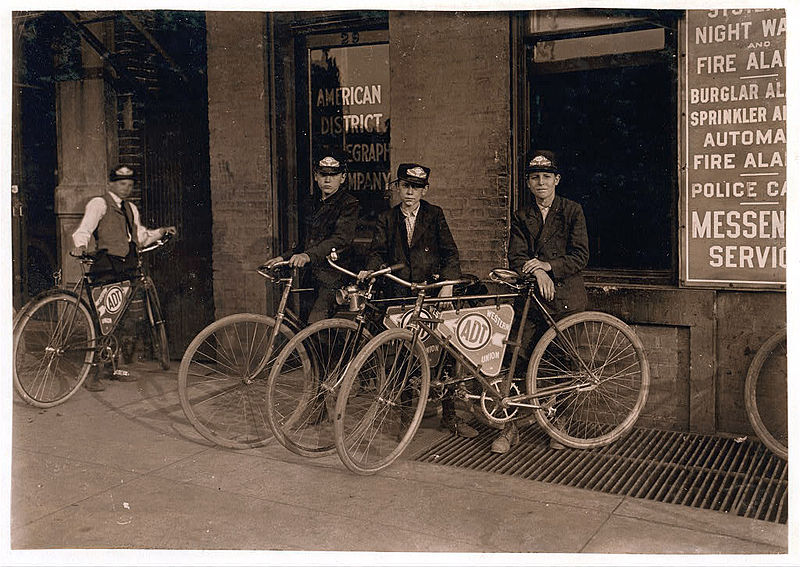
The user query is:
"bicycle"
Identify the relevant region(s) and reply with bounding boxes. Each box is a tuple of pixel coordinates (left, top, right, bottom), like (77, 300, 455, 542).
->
(744, 327, 787, 460)
(177, 260, 308, 449)
(333, 267, 651, 475)
(13, 234, 174, 408)
(265, 253, 410, 457)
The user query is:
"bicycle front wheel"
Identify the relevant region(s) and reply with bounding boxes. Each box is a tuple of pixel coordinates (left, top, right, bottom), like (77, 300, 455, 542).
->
(528, 311, 650, 449)
(178, 313, 294, 449)
(334, 328, 430, 475)
(144, 278, 170, 370)
(267, 318, 373, 457)
(13, 291, 97, 407)
(745, 328, 787, 460)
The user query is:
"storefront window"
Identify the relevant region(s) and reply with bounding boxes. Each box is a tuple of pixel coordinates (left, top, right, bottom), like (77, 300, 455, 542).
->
(308, 33, 390, 254)
(525, 11, 679, 281)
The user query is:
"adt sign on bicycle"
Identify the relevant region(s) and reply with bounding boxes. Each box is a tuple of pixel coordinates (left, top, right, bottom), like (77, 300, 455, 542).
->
(383, 305, 443, 366)
(439, 305, 515, 376)
(91, 282, 132, 335)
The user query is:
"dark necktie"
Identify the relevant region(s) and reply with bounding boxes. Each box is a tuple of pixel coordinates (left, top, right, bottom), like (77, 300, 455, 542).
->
(121, 200, 135, 244)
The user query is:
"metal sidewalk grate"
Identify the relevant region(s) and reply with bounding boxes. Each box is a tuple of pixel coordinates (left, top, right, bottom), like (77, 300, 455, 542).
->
(413, 424, 788, 524)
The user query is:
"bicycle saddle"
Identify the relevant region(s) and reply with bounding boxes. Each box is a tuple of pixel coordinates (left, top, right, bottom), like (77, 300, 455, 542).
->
(489, 268, 523, 285)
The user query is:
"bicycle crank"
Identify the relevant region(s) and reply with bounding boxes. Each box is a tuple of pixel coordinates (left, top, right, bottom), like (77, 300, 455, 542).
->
(479, 378, 522, 425)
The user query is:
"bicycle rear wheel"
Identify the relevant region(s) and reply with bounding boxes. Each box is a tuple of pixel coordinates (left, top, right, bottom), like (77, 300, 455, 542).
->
(13, 290, 97, 407)
(178, 313, 294, 449)
(745, 328, 787, 460)
(334, 328, 430, 475)
(266, 318, 373, 457)
(144, 278, 170, 370)
(528, 311, 649, 449)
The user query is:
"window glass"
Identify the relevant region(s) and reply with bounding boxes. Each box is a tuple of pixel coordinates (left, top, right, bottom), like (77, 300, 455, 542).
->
(309, 43, 390, 234)
(533, 28, 664, 62)
(528, 23, 677, 276)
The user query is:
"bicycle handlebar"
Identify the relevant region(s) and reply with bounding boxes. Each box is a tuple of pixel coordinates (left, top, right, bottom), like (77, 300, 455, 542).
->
(257, 259, 292, 279)
(326, 251, 476, 294)
(69, 232, 174, 262)
(139, 232, 174, 254)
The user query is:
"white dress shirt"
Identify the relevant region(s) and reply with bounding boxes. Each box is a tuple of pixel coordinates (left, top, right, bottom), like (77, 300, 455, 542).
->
(401, 203, 421, 246)
(72, 191, 161, 248)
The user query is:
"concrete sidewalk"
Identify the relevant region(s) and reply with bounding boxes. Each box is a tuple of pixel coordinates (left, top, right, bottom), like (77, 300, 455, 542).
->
(5, 360, 790, 561)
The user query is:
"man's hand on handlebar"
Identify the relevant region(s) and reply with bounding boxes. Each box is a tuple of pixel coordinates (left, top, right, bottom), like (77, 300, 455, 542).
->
(288, 253, 311, 268)
(159, 226, 177, 239)
(356, 270, 372, 282)
(70, 245, 88, 258)
(263, 256, 286, 269)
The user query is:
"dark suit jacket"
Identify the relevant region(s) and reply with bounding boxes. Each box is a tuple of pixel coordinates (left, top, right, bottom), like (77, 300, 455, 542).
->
(368, 200, 461, 296)
(508, 194, 589, 315)
(283, 188, 359, 286)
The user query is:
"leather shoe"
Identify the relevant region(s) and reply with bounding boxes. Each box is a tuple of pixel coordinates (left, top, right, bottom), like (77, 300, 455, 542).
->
(440, 416, 479, 439)
(84, 374, 106, 392)
(549, 438, 566, 450)
(491, 423, 519, 454)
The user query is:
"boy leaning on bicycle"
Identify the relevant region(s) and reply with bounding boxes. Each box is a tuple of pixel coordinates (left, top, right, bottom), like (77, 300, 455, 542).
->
(494, 149, 589, 453)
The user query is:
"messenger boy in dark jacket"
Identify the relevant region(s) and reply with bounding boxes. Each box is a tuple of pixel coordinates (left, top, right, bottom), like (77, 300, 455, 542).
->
(264, 149, 358, 324)
(492, 149, 589, 454)
(359, 163, 477, 438)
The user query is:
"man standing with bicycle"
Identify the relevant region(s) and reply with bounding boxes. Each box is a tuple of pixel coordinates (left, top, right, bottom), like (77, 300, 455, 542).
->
(492, 149, 589, 454)
(71, 164, 177, 391)
(264, 148, 359, 324)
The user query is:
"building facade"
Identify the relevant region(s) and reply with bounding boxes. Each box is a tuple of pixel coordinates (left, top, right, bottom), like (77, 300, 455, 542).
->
(11, 9, 786, 437)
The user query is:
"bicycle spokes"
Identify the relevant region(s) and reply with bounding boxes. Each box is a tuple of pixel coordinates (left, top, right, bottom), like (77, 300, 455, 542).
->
(530, 313, 649, 448)
(179, 314, 292, 449)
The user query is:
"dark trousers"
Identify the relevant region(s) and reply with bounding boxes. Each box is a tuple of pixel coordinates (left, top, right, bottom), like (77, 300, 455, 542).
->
(89, 243, 139, 282)
(507, 296, 580, 379)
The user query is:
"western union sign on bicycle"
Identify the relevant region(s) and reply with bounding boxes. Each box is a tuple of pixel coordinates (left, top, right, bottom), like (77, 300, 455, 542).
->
(438, 305, 515, 377)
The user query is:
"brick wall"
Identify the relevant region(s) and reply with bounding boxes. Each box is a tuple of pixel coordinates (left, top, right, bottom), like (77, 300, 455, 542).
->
(206, 12, 273, 317)
(715, 291, 786, 435)
(389, 12, 511, 280)
(633, 324, 690, 431)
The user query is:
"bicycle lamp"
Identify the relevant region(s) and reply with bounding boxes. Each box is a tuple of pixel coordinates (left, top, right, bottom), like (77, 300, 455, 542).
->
(336, 285, 364, 311)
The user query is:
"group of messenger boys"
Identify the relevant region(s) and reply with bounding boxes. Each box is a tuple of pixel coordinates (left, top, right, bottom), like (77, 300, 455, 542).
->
(265, 147, 589, 454)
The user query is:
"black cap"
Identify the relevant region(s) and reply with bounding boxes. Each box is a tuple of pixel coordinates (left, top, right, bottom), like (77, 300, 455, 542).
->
(394, 163, 430, 187)
(313, 149, 347, 174)
(109, 165, 135, 181)
(524, 150, 559, 174)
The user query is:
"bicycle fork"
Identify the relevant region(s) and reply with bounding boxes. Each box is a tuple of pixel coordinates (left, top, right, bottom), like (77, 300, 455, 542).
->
(247, 277, 294, 382)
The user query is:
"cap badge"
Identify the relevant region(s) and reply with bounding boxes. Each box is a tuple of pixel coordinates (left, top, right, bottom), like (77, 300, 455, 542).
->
(319, 156, 340, 168)
(115, 166, 133, 176)
(529, 155, 552, 168)
(407, 166, 427, 180)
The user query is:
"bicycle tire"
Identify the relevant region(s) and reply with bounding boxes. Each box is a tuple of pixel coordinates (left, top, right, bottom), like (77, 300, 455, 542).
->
(266, 317, 373, 457)
(528, 311, 650, 449)
(745, 328, 787, 460)
(13, 290, 97, 407)
(144, 277, 170, 370)
(334, 328, 430, 475)
(178, 313, 294, 449)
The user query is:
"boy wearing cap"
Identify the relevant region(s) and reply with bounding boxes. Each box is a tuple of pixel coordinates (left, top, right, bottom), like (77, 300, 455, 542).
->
(264, 149, 358, 324)
(358, 163, 478, 439)
(491, 149, 589, 453)
(71, 165, 177, 390)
